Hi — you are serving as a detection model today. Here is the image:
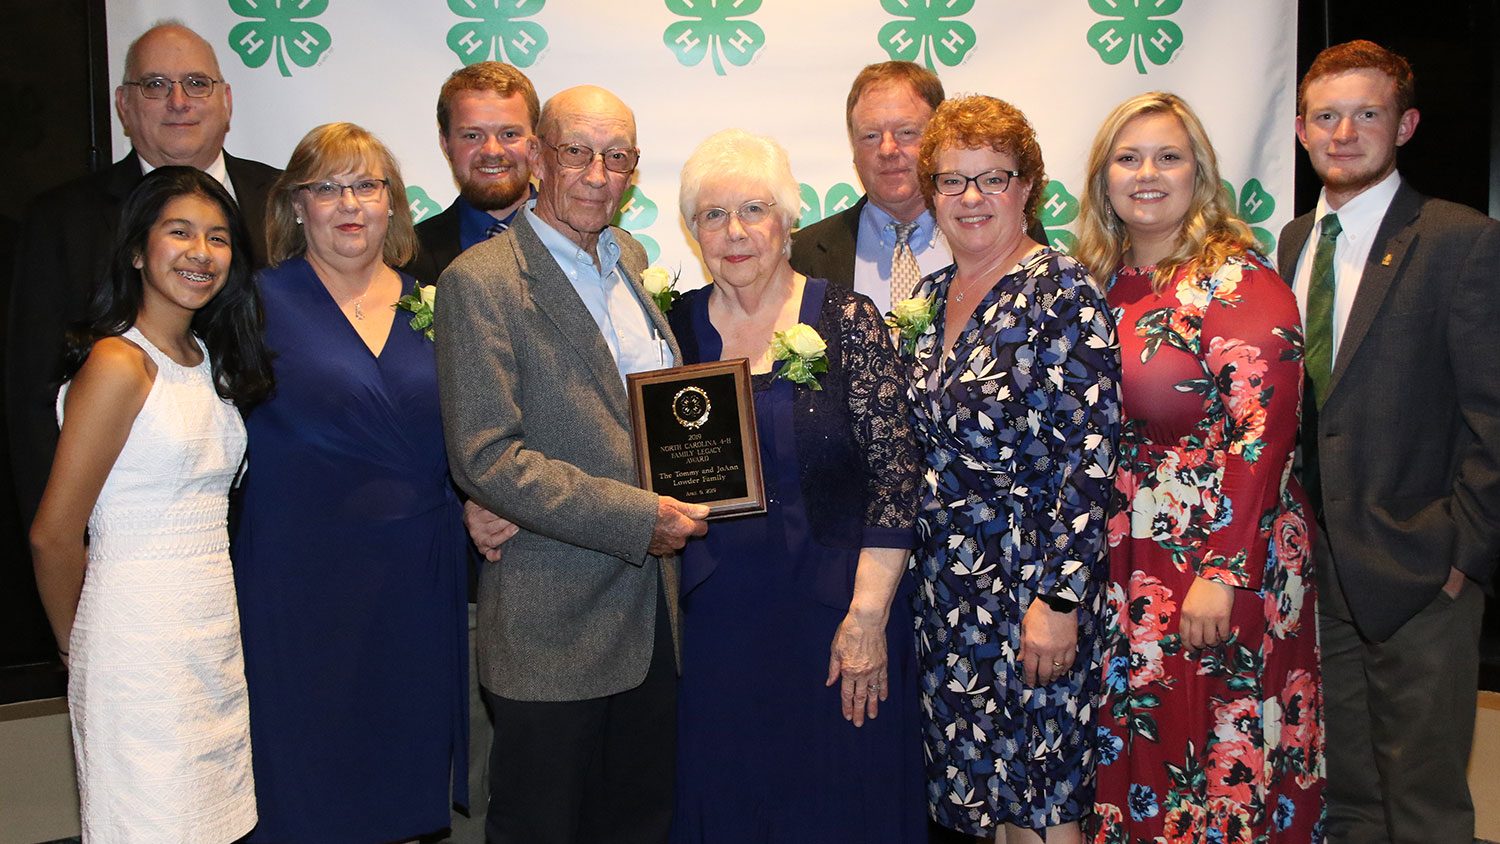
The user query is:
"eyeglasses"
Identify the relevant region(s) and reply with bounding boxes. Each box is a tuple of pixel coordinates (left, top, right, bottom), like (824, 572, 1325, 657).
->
(931, 169, 1023, 196)
(546, 142, 639, 173)
(694, 200, 776, 232)
(297, 179, 390, 203)
(124, 75, 222, 99)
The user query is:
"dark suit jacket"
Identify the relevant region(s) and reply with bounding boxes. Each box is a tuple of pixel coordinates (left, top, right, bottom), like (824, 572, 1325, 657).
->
(789, 196, 865, 295)
(789, 194, 1047, 296)
(1279, 180, 1500, 641)
(404, 201, 464, 285)
(5, 150, 280, 525)
(435, 213, 681, 701)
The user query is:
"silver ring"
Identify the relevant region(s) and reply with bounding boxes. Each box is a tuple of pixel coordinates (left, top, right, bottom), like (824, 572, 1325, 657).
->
(1051, 660, 1064, 667)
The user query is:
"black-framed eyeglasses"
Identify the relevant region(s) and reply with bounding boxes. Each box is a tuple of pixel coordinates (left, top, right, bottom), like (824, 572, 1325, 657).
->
(124, 75, 222, 99)
(297, 179, 390, 203)
(693, 200, 777, 232)
(545, 142, 640, 173)
(932, 169, 1023, 196)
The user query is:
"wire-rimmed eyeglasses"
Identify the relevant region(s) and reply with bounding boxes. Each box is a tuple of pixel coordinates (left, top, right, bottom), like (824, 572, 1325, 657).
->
(123, 75, 223, 99)
(693, 200, 777, 232)
(297, 179, 390, 203)
(545, 142, 640, 173)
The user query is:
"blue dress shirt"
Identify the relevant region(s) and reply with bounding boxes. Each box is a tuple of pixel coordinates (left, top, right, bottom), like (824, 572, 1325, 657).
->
(852, 203, 952, 306)
(525, 206, 672, 384)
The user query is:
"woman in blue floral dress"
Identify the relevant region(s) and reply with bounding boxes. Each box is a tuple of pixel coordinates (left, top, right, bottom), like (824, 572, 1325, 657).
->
(905, 96, 1122, 843)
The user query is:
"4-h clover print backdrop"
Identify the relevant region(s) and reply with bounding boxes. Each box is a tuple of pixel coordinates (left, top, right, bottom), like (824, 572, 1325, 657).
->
(106, 0, 1295, 284)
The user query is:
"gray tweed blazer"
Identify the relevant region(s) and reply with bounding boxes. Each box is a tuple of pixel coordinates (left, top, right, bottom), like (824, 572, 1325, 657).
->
(435, 212, 682, 701)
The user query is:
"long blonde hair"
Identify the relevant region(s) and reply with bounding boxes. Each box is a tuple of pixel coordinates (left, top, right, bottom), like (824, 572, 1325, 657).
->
(1074, 92, 1255, 291)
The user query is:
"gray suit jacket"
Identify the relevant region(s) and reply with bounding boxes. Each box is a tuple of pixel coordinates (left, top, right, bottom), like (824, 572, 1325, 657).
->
(1279, 179, 1500, 641)
(435, 213, 682, 701)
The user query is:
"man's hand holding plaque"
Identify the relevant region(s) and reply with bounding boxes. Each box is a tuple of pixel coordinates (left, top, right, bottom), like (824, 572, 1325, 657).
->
(627, 359, 768, 519)
(649, 497, 711, 555)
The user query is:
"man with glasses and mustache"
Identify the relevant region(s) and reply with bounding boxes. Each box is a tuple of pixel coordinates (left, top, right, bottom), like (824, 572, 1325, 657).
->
(435, 85, 708, 843)
(405, 61, 540, 284)
(7, 20, 279, 532)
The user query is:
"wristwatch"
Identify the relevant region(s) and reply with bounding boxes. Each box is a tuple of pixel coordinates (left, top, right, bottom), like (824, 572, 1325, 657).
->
(1037, 593, 1080, 613)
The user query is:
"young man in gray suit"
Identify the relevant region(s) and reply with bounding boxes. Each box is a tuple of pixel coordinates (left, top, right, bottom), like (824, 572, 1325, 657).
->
(1281, 39, 1500, 844)
(434, 85, 709, 844)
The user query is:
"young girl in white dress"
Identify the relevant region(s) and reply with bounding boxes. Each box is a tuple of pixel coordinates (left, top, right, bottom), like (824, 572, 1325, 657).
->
(30, 166, 275, 843)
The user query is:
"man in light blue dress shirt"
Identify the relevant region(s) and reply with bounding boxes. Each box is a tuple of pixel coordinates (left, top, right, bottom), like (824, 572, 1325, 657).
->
(790, 61, 951, 307)
(434, 85, 709, 844)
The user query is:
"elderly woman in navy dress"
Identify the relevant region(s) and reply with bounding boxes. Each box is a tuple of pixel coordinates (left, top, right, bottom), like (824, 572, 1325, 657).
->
(904, 95, 1121, 844)
(667, 128, 926, 842)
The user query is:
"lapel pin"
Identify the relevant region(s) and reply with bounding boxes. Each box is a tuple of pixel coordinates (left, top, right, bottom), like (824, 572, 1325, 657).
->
(1381, 253, 1392, 266)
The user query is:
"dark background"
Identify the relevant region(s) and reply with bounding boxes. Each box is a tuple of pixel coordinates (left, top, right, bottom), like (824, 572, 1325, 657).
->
(1, 0, 1496, 711)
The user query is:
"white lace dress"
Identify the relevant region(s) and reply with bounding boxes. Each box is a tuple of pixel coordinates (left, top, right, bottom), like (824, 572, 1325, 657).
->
(59, 327, 256, 843)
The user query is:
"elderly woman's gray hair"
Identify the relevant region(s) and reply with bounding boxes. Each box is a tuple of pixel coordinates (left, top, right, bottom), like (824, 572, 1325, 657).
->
(679, 129, 801, 236)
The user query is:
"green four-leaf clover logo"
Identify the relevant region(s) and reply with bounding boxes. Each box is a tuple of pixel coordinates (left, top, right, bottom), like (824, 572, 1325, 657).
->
(797, 182, 861, 228)
(1039, 181, 1079, 255)
(228, 0, 332, 78)
(447, 0, 549, 68)
(612, 185, 662, 264)
(406, 186, 441, 225)
(663, 0, 766, 76)
(1221, 178, 1277, 253)
(878, 0, 976, 70)
(1086, 0, 1183, 75)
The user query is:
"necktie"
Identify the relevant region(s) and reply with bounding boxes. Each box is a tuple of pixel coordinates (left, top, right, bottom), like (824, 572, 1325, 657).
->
(1305, 212, 1342, 408)
(485, 219, 511, 239)
(890, 221, 920, 309)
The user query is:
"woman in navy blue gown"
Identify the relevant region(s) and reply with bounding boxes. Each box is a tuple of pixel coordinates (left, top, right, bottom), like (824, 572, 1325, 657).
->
(233, 123, 469, 842)
(667, 129, 925, 842)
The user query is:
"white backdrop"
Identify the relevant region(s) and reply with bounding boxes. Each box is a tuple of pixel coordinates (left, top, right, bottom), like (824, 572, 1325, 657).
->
(106, 0, 1297, 285)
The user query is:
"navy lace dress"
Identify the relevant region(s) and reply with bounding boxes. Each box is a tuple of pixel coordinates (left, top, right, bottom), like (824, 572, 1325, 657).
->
(907, 248, 1121, 835)
(668, 278, 926, 843)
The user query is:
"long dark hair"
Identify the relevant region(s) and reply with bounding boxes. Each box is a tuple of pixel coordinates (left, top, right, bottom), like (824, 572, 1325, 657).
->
(63, 166, 274, 408)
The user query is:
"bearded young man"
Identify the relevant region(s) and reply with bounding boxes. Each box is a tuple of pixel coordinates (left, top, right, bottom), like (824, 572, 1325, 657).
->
(404, 61, 540, 283)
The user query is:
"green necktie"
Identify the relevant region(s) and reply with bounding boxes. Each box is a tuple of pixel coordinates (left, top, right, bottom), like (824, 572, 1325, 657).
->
(1305, 213, 1342, 408)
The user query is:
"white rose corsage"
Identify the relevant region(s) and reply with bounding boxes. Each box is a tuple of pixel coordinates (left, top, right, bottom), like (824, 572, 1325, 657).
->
(885, 293, 937, 355)
(770, 323, 828, 390)
(641, 265, 680, 313)
(394, 282, 436, 341)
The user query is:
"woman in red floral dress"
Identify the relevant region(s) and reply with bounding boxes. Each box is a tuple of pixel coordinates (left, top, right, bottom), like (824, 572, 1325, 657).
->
(1075, 92, 1325, 844)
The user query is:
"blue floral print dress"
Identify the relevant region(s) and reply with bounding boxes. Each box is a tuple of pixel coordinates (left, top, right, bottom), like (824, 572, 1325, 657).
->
(907, 247, 1122, 836)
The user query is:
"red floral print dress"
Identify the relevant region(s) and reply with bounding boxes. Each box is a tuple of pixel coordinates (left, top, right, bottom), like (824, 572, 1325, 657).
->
(1088, 255, 1325, 844)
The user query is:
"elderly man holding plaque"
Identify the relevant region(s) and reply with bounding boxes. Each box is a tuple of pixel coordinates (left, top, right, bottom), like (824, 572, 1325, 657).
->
(435, 84, 708, 844)
(666, 129, 925, 842)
